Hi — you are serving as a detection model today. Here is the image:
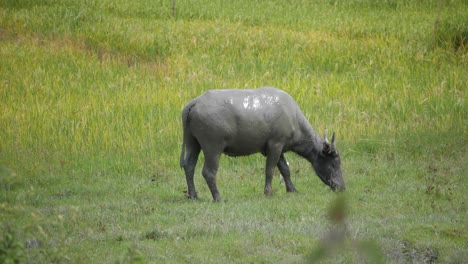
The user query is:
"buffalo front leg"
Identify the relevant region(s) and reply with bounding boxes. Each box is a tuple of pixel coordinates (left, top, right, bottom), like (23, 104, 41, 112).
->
(264, 145, 282, 196)
(202, 152, 222, 202)
(277, 154, 297, 193)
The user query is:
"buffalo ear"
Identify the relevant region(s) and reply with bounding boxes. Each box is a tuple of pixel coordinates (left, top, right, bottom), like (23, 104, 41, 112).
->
(322, 142, 331, 155)
(322, 130, 337, 156)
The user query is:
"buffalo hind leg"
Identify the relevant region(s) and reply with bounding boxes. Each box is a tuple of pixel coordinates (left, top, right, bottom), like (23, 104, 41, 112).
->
(277, 154, 297, 193)
(202, 151, 222, 202)
(183, 141, 201, 199)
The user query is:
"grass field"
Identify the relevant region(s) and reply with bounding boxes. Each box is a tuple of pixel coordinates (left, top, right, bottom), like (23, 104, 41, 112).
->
(1, 0, 467, 263)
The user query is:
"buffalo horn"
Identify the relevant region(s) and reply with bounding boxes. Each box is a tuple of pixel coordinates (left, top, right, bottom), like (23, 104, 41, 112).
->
(331, 132, 336, 150)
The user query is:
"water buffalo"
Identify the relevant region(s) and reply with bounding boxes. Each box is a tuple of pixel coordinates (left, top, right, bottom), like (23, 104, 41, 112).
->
(180, 87, 344, 201)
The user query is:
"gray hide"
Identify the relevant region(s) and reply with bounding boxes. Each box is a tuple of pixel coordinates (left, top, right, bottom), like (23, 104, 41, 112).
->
(180, 87, 344, 201)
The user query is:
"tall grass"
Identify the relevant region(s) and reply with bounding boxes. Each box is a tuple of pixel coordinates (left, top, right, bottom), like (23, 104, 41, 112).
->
(1, 0, 466, 263)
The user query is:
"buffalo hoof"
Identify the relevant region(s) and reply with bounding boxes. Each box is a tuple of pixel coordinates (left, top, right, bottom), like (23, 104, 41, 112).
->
(186, 193, 198, 200)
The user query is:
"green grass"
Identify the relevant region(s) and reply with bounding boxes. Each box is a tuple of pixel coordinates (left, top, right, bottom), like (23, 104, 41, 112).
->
(1, 0, 467, 263)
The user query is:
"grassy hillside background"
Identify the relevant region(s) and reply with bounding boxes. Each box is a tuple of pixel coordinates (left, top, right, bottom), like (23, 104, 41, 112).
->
(1, 0, 466, 263)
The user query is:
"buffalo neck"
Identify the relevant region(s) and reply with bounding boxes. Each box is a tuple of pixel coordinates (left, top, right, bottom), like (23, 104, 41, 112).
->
(292, 122, 323, 163)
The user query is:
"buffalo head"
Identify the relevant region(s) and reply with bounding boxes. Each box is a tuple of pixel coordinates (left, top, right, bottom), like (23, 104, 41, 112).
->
(314, 130, 345, 191)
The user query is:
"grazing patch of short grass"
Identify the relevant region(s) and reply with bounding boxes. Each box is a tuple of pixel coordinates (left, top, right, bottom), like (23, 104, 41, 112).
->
(1, 0, 466, 263)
